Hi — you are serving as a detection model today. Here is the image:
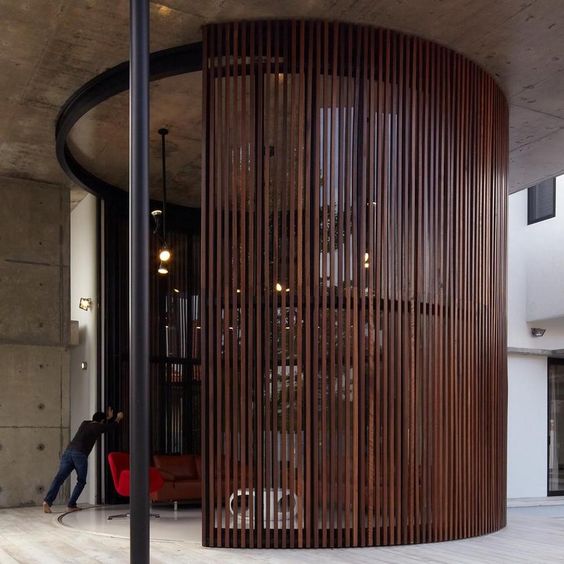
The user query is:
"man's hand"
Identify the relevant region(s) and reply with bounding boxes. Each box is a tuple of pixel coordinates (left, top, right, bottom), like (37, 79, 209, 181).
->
(106, 406, 114, 419)
(116, 412, 124, 423)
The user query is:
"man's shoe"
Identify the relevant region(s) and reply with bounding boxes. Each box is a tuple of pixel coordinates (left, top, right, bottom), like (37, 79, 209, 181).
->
(66, 506, 82, 513)
(42, 502, 52, 514)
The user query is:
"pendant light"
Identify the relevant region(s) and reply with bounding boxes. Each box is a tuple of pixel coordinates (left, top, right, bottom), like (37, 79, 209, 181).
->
(157, 127, 170, 275)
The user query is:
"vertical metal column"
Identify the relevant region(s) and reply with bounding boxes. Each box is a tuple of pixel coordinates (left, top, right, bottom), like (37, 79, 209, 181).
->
(129, 1, 150, 562)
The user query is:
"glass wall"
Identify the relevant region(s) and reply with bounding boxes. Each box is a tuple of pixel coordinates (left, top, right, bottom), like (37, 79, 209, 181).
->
(549, 359, 564, 495)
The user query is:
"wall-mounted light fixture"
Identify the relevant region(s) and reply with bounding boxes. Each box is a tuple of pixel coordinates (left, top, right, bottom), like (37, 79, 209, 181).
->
(531, 327, 546, 338)
(79, 297, 93, 311)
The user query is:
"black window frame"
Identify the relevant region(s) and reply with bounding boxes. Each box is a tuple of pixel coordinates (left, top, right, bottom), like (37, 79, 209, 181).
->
(528, 177, 556, 225)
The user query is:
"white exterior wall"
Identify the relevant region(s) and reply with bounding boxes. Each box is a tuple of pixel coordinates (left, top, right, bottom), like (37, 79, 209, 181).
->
(507, 354, 547, 498)
(508, 183, 564, 349)
(507, 179, 564, 499)
(69, 195, 98, 505)
(526, 176, 564, 323)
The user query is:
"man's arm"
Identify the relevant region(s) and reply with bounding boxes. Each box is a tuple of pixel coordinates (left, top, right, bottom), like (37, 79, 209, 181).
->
(101, 408, 124, 433)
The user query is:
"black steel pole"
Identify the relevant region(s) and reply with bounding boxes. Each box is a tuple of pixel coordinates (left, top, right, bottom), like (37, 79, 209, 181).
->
(158, 127, 168, 241)
(129, 1, 150, 563)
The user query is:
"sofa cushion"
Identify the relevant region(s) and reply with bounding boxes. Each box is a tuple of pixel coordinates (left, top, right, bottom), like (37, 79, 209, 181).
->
(157, 469, 176, 482)
(153, 455, 197, 479)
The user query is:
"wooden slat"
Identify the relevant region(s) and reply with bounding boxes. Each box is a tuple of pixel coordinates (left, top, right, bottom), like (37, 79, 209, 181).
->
(201, 20, 508, 549)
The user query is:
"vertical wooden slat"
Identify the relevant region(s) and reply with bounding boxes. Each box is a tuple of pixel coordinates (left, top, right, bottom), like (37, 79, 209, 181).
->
(336, 23, 344, 547)
(344, 23, 353, 548)
(357, 24, 368, 548)
(263, 21, 272, 550)
(239, 20, 248, 549)
(312, 20, 321, 549)
(271, 20, 280, 549)
(214, 24, 223, 546)
(255, 20, 265, 548)
(320, 20, 328, 548)
(200, 24, 209, 547)
(202, 20, 508, 549)
(380, 26, 391, 548)
(248, 22, 256, 547)
(303, 20, 314, 548)
(366, 24, 375, 547)
(328, 21, 338, 550)
(231, 22, 240, 548)
(296, 20, 306, 548)
(222, 24, 232, 547)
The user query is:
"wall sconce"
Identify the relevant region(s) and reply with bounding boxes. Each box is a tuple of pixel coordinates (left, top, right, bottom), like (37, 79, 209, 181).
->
(531, 327, 546, 338)
(79, 298, 93, 311)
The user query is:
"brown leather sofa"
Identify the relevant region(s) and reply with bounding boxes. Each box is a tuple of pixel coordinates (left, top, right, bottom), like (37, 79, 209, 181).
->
(151, 454, 201, 503)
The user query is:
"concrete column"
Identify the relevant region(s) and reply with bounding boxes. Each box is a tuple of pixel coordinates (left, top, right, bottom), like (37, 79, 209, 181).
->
(0, 176, 70, 507)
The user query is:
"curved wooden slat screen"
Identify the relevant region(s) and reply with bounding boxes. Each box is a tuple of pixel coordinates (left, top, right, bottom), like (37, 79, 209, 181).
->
(201, 20, 508, 548)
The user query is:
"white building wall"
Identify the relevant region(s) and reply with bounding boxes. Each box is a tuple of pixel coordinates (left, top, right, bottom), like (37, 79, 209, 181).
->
(69, 195, 98, 505)
(508, 183, 564, 349)
(526, 176, 564, 323)
(507, 179, 564, 499)
(507, 354, 547, 498)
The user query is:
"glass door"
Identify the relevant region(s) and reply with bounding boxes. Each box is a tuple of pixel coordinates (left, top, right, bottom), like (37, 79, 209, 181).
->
(548, 359, 564, 495)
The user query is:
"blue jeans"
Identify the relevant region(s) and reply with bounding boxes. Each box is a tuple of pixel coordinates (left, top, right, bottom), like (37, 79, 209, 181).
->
(44, 449, 88, 507)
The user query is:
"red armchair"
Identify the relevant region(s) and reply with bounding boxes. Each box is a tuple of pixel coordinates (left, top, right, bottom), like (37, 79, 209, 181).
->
(107, 452, 164, 520)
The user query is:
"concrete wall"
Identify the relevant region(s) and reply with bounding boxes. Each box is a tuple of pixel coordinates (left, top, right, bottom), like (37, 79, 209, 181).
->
(69, 194, 98, 505)
(0, 177, 70, 507)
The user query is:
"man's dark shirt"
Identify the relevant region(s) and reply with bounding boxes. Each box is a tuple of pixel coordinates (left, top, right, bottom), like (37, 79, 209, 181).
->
(67, 419, 119, 455)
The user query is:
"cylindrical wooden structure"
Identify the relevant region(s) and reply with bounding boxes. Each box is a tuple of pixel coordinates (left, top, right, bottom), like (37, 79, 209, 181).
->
(201, 20, 508, 548)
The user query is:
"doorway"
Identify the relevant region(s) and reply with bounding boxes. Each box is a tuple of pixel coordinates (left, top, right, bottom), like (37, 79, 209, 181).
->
(548, 358, 564, 495)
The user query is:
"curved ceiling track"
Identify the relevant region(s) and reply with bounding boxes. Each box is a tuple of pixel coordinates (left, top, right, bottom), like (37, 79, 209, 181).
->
(55, 41, 203, 202)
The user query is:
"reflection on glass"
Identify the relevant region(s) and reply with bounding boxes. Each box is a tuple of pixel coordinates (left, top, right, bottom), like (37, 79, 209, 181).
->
(549, 360, 564, 494)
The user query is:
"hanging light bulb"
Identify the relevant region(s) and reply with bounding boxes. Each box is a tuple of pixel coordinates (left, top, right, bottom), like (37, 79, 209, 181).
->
(157, 128, 171, 267)
(159, 246, 171, 262)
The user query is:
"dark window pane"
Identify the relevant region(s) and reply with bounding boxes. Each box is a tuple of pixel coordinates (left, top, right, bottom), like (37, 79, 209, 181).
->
(549, 359, 564, 495)
(528, 177, 556, 225)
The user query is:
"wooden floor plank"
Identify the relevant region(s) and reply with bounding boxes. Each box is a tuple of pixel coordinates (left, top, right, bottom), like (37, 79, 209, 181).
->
(1, 506, 564, 563)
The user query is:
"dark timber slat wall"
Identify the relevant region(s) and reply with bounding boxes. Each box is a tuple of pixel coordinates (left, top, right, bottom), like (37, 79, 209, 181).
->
(201, 20, 508, 548)
(103, 202, 201, 505)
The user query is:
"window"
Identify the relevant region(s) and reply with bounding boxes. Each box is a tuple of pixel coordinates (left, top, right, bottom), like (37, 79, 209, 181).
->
(548, 358, 564, 495)
(528, 177, 556, 225)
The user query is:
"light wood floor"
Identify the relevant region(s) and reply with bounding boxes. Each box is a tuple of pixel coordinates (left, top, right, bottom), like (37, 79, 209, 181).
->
(0, 505, 562, 563)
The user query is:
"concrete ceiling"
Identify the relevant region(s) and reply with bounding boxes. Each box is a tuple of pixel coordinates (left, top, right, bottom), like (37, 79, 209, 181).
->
(68, 73, 202, 207)
(2, 0, 564, 207)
